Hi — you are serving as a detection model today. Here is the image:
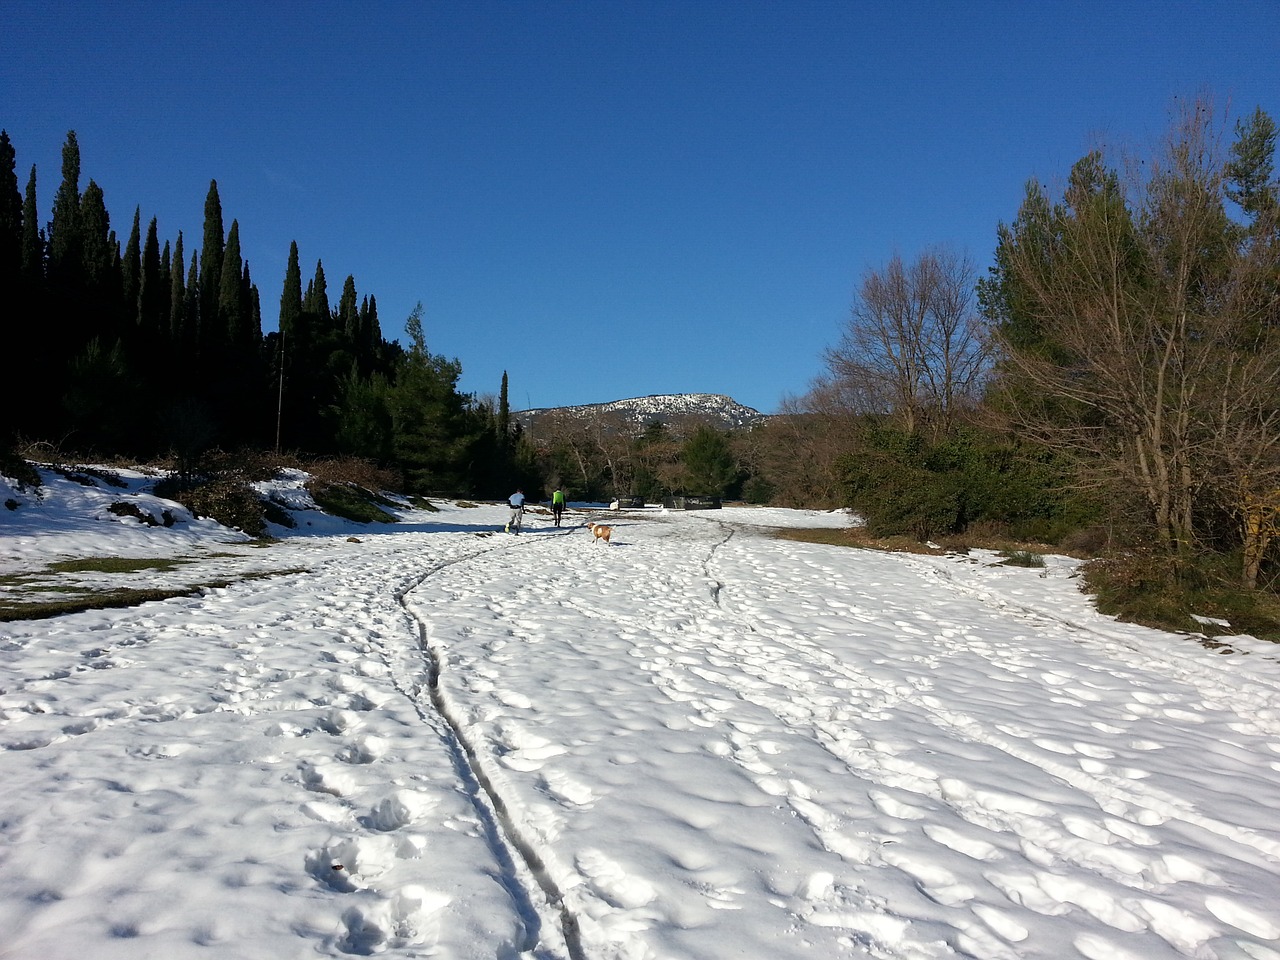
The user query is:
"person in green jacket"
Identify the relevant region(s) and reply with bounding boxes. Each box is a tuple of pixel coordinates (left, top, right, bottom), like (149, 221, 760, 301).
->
(551, 488, 566, 527)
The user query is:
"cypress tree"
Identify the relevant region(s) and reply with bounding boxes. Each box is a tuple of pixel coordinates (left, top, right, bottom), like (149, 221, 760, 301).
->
(21, 167, 41, 282)
(218, 218, 246, 348)
(305, 260, 329, 322)
(78, 181, 115, 300)
(199, 180, 223, 348)
(169, 232, 186, 344)
(0, 130, 20, 284)
(339, 274, 359, 342)
(140, 215, 165, 348)
(47, 131, 82, 290)
(184, 250, 200, 358)
(159, 239, 172, 334)
(499, 371, 511, 437)
(120, 207, 141, 330)
(279, 241, 302, 340)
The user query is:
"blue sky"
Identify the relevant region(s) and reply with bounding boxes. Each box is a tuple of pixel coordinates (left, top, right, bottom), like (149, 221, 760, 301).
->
(3, 1, 1278, 414)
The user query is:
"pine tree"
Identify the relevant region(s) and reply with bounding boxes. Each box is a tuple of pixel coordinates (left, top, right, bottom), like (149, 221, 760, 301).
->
(1226, 107, 1278, 221)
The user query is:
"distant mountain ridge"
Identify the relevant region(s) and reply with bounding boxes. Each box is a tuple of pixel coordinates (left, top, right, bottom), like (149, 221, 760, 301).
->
(516, 393, 768, 434)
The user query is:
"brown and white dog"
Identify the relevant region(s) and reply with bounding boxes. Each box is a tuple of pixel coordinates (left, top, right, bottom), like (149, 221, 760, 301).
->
(586, 521, 613, 545)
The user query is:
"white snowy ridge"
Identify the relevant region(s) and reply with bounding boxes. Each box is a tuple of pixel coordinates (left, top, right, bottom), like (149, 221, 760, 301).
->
(516, 392, 767, 431)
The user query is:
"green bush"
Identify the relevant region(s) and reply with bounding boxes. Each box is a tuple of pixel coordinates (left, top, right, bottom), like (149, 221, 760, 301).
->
(839, 424, 1100, 545)
(307, 482, 397, 524)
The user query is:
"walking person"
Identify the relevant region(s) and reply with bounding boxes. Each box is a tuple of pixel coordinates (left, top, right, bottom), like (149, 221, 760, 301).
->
(551, 487, 566, 527)
(505, 488, 525, 534)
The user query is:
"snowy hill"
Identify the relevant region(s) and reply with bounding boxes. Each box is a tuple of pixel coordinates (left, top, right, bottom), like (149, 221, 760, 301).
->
(515, 392, 767, 435)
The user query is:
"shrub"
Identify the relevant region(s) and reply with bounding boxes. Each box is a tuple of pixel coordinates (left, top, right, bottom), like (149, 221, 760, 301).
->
(170, 477, 269, 536)
(307, 482, 397, 524)
(0, 448, 41, 488)
(997, 549, 1045, 568)
(1081, 549, 1280, 641)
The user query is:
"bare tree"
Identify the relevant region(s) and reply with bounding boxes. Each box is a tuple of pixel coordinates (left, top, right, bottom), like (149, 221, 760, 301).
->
(825, 247, 989, 440)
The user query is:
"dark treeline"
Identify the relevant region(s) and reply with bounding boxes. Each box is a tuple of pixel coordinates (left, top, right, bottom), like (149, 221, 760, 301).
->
(0, 130, 534, 498)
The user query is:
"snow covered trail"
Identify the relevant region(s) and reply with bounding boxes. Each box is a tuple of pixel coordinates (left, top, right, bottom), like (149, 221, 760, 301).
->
(407, 511, 1280, 960)
(3, 495, 1280, 959)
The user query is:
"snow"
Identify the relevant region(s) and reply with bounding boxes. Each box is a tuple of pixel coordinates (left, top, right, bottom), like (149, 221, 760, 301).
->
(3, 466, 1280, 959)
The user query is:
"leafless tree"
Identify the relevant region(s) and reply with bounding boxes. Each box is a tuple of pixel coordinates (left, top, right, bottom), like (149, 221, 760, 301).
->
(824, 247, 989, 440)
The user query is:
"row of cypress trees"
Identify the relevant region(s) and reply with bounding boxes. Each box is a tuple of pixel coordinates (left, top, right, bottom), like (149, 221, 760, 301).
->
(1, 129, 532, 497)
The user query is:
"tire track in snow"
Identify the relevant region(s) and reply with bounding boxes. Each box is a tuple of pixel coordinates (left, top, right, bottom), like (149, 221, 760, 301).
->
(391, 534, 586, 960)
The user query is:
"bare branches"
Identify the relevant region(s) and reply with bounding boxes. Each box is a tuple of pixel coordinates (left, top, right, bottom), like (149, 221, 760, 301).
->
(823, 247, 989, 440)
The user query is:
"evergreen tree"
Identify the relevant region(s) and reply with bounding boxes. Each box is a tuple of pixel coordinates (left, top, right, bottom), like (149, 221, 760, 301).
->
(682, 426, 739, 498)
(1226, 107, 1279, 221)
(159, 238, 172, 335)
(139, 215, 166, 352)
(120, 207, 141, 331)
(338, 274, 359, 342)
(21, 166, 41, 282)
(78, 181, 116, 301)
(279, 241, 302, 340)
(47, 131, 82, 290)
(199, 180, 224, 351)
(183, 251, 200, 358)
(218, 219, 246, 347)
(388, 302, 472, 493)
(169, 232, 186, 344)
(305, 259, 330, 321)
(499, 371, 511, 437)
(0, 130, 21, 284)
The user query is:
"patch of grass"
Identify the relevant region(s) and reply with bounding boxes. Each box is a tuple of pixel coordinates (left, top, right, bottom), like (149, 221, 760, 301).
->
(46, 557, 186, 574)
(0, 568, 308, 622)
(773, 527, 945, 554)
(0, 587, 205, 620)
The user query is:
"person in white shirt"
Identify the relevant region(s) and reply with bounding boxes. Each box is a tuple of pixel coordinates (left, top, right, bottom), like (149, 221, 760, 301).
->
(506, 489, 525, 533)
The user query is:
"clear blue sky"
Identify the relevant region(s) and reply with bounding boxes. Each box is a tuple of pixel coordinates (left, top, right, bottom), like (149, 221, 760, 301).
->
(4, 1, 1277, 414)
